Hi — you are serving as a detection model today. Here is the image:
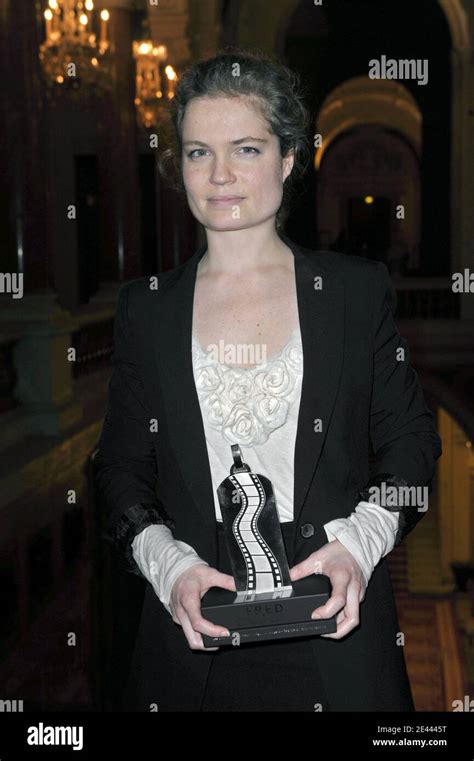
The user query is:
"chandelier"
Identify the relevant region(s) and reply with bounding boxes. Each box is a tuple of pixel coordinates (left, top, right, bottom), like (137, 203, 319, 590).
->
(133, 41, 178, 129)
(39, 0, 113, 98)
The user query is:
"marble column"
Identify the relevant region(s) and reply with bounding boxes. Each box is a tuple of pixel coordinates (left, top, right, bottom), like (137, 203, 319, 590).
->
(0, 0, 82, 436)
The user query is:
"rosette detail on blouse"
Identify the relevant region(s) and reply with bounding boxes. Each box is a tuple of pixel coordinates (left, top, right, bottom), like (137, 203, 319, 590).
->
(192, 328, 303, 447)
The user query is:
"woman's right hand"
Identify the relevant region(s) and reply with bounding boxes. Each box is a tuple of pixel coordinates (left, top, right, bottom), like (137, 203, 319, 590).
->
(169, 563, 236, 651)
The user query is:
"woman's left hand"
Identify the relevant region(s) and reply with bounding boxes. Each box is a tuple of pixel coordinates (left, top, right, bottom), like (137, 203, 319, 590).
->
(289, 539, 367, 640)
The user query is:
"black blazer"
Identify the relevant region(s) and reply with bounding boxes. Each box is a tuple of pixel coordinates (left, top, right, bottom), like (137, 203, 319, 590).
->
(93, 233, 442, 711)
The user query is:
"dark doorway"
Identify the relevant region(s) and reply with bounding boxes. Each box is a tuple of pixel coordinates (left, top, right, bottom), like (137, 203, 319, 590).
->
(346, 196, 391, 262)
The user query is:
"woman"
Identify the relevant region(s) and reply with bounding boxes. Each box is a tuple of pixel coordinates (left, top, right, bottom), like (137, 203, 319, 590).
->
(93, 48, 442, 711)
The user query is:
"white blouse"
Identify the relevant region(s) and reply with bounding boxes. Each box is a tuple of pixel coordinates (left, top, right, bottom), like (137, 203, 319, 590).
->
(191, 324, 304, 523)
(132, 324, 399, 614)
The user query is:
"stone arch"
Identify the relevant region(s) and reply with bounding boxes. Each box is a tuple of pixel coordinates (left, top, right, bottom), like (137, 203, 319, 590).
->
(314, 77, 422, 170)
(438, 0, 470, 52)
(314, 78, 422, 265)
(316, 124, 421, 266)
(268, 0, 470, 57)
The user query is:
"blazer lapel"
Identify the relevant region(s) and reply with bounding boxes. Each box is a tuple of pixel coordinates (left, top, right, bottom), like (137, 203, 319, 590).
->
(288, 237, 345, 529)
(152, 241, 214, 528)
(152, 234, 345, 533)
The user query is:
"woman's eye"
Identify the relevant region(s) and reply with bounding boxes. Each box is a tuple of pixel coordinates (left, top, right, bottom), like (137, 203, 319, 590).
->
(187, 149, 207, 159)
(187, 146, 260, 159)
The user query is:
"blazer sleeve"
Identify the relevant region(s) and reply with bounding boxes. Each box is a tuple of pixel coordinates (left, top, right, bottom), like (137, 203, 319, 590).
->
(93, 281, 174, 576)
(356, 261, 442, 546)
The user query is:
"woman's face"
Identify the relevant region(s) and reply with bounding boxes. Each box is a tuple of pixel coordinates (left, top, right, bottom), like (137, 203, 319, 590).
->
(180, 95, 294, 232)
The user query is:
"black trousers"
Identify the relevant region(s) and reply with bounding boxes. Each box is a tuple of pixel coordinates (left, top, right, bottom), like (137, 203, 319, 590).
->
(199, 520, 330, 712)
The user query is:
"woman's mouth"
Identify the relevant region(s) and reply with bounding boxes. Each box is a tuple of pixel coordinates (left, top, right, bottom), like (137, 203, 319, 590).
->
(208, 196, 246, 206)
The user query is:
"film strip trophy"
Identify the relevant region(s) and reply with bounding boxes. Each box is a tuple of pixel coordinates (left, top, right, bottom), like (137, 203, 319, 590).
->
(201, 444, 337, 646)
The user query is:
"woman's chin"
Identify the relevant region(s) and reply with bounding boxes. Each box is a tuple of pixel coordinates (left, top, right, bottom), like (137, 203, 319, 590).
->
(203, 219, 250, 232)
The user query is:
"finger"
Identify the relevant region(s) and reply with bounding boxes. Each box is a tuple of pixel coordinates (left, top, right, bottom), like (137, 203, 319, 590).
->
(322, 582, 360, 640)
(323, 608, 345, 629)
(179, 609, 205, 649)
(206, 569, 237, 592)
(179, 608, 220, 651)
(311, 575, 347, 619)
(172, 600, 221, 650)
(321, 607, 346, 639)
(289, 553, 322, 582)
(183, 592, 231, 639)
(344, 580, 361, 628)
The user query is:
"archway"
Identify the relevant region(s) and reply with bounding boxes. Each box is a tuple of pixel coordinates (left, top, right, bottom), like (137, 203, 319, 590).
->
(317, 124, 421, 268)
(238, 0, 469, 281)
(314, 77, 422, 267)
(314, 76, 422, 169)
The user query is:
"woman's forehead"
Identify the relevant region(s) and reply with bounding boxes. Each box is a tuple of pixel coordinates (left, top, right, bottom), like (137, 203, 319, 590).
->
(182, 96, 271, 136)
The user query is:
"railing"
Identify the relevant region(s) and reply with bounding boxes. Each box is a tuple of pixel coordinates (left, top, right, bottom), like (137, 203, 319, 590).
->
(393, 278, 460, 319)
(71, 318, 114, 379)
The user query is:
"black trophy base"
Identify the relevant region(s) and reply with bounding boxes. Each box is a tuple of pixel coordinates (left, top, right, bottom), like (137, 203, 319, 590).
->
(201, 573, 337, 647)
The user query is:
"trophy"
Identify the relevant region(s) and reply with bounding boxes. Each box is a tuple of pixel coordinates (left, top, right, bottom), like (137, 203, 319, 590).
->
(201, 445, 337, 647)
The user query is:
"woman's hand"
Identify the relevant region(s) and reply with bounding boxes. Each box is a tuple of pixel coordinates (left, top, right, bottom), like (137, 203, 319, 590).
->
(289, 539, 367, 640)
(170, 563, 237, 651)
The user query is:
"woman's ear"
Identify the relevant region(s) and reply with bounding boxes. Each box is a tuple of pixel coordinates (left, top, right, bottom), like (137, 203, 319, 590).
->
(282, 148, 295, 183)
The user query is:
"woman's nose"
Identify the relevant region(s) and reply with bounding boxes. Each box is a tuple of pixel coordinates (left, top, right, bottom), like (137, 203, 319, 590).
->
(209, 157, 235, 183)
